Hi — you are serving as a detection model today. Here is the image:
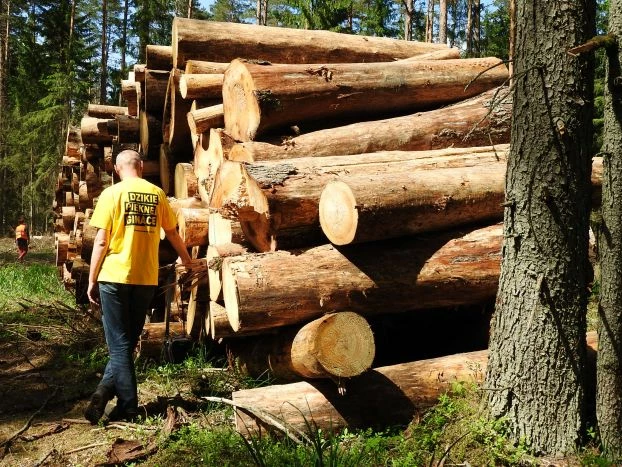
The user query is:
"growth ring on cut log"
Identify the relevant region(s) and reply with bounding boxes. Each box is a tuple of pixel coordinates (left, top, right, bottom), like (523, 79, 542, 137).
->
(318, 181, 358, 246)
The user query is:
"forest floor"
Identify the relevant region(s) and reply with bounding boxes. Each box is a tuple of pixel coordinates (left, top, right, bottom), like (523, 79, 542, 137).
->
(0, 236, 610, 466)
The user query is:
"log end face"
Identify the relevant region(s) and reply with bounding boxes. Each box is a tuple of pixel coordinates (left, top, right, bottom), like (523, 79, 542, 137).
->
(222, 259, 241, 332)
(319, 181, 358, 246)
(223, 60, 260, 142)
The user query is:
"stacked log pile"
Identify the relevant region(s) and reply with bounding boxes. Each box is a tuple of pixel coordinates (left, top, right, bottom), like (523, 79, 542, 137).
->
(52, 18, 604, 435)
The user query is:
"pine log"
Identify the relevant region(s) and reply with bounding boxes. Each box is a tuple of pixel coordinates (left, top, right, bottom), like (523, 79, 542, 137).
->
(233, 312, 375, 382)
(210, 301, 234, 341)
(78, 181, 93, 210)
(65, 126, 82, 159)
(144, 69, 170, 114)
(71, 172, 80, 194)
(400, 47, 461, 61)
(80, 219, 97, 263)
(164, 69, 193, 158)
(177, 207, 210, 247)
(222, 224, 504, 334)
(134, 64, 146, 84)
(194, 128, 236, 205)
(146, 44, 173, 70)
(159, 144, 174, 195)
(179, 74, 224, 100)
(82, 144, 104, 163)
(174, 162, 199, 199)
(214, 146, 510, 252)
(208, 211, 249, 246)
(185, 60, 229, 75)
(121, 79, 140, 117)
(172, 18, 448, 69)
(229, 88, 511, 163)
(188, 100, 220, 148)
(81, 117, 115, 144)
(55, 233, 70, 266)
(186, 275, 208, 339)
(187, 104, 225, 137)
(116, 115, 140, 143)
(168, 196, 206, 216)
(62, 206, 76, 232)
(207, 243, 248, 302)
(139, 111, 163, 156)
(87, 104, 129, 118)
(233, 333, 598, 436)
(71, 257, 90, 305)
(139, 322, 185, 360)
(223, 58, 509, 141)
(73, 211, 86, 233)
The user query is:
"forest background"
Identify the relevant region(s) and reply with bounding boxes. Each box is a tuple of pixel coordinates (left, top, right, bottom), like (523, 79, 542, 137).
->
(0, 0, 607, 234)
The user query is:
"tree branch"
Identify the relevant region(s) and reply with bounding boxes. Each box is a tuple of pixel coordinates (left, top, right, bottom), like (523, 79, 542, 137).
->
(567, 34, 617, 56)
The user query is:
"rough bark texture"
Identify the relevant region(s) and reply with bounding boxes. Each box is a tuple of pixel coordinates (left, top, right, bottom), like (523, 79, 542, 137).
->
(184, 60, 229, 75)
(223, 58, 508, 141)
(187, 104, 225, 136)
(485, 0, 594, 454)
(228, 88, 511, 162)
(596, 2, 622, 457)
(87, 104, 128, 118)
(174, 162, 198, 199)
(172, 18, 447, 69)
(177, 207, 209, 247)
(146, 45, 173, 70)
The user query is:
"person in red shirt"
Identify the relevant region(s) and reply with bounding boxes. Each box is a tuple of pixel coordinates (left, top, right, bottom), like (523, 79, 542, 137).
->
(15, 216, 29, 262)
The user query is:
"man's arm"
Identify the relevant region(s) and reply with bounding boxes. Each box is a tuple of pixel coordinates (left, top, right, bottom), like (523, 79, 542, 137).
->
(87, 228, 110, 305)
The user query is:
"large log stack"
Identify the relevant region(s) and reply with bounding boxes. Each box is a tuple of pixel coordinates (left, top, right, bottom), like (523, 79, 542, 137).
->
(52, 18, 604, 436)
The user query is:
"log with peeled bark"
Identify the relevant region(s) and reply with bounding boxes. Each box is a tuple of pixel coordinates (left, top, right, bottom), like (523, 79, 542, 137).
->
(187, 103, 224, 137)
(229, 88, 511, 163)
(233, 332, 598, 436)
(232, 312, 375, 382)
(400, 47, 461, 61)
(207, 243, 248, 302)
(177, 207, 210, 247)
(65, 126, 81, 159)
(87, 104, 129, 118)
(146, 44, 173, 70)
(121, 79, 140, 117)
(174, 162, 198, 199)
(81, 144, 103, 163)
(164, 69, 193, 158)
(140, 111, 163, 157)
(213, 146, 510, 252)
(221, 224, 504, 334)
(188, 100, 220, 148)
(223, 58, 509, 141)
(144, 69, 170, 114)
(194, 128, 236, 205)
(168, 196, 206, 216)
(139, 322, 185, 360)
(159, 144, 174, 195)
(208, 210, 249, 247)
(186, 275, 208, 338)
(185, 60, 229, 75)
(80, 117, 115, 144)
(210, 301, 233, 340)
(115, 115, 140, 144)
(71, 257, 90, 304)
(172, 18, 448, 69)
(55, 233, 70, 266)
(134, 64, 146, 84)
(62, 206, 76, 232)
(179, 73, 224, 99)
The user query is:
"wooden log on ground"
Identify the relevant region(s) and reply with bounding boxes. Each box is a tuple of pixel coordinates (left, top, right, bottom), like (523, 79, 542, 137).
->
(214, 146, 510, 252)
(80, 117, 115, 144)
(139, 322, 185, 359)
(179, 74, 224, 99)
(80, 219, 97, 263)
(87, 104, 129, 118)
(172, 18, 448, 69)
(229, 88, 511, 162)
(221, 224, 503, 334)
(232, 312, 375, 382)
(121, 79, 140, 117)
(223, 58, 509, 141)
(233, 332, 598, 436)
(177, 207, 210, 247)
(140, 111, 163, 157)
(116, 115, 140, 143)
(174, 162, 198, 199)
(144, 69, 170, 114)
(185, 60, 229, 75)
(187, 103, 224, 136)
(400, 47, 461, 61)
(65, 126, 81, 159)
(146, 44, 173, 70)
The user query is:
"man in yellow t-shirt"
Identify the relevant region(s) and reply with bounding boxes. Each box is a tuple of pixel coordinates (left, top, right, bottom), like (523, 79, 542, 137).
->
(85, 150, 192, 424)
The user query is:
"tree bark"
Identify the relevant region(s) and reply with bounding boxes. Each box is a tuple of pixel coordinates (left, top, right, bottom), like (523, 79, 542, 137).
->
(425, 0, 435, 42)
(121, 79, 140, 117)
(87, 104, 128, 118)
(229, 88, 511, 163)
(177, 207, 209, 247)
(186, 275, 208, 339)
(164, 69, 193, 158)
(221, 224, 503, 334)
(223, 58, 508, 141)
(184, 60, 229, 75)
(485, 0, 595, 454)
(174, 162, 198, 199)
(172, 18, 448, 69)
(438, 0, 447, 44)
(144, 69, 169, 114)
(100, 0, 108, 103)
(187, 104, 224, 136)
(115, 115, 140, 144)
(596, 1, 622, 457)
(403, 0, 413, 41)
(139, 322, 185, 359)
(80, 117, 115, 144)
(179, 73, 223, 100)
(146, 45, 173, 71)
(139, 111, 162, 157)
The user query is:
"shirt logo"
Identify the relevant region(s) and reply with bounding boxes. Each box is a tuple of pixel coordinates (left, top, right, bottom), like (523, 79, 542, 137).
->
(125, 192, 159, 227)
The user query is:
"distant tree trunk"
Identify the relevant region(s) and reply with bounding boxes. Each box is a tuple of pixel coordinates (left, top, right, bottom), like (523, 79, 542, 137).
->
(438, 0, 447, 44)
(403, 0, 414, 41)
(485, 0, 595, 455)
(597, 0, 622, 457)
(100, 0, 108, 104)
(473, 0, 480, 56)
(256, 0, 268, 25)
(0, 0, 6, 231)
(425, 0, 435, 42)
(508, 0, 515, 79)
(466, 0, 473, 55)
(187, 0, 192, 17)
(118, 0, 128, 106)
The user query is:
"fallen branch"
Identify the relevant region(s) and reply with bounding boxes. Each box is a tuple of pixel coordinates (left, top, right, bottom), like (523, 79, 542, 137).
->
(32, 448, 58, 467)
(64, 442, 109, 455)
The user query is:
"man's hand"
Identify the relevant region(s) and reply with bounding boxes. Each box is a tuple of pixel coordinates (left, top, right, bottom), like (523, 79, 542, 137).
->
(87, 281, 100, 306)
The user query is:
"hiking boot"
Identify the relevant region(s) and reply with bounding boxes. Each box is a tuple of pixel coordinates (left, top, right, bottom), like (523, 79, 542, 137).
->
(104, 405, 140, 423)
(84, 386, 112, 424)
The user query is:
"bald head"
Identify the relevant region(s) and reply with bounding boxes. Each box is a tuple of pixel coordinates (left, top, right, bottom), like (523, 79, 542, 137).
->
(114, 150, 143, 179)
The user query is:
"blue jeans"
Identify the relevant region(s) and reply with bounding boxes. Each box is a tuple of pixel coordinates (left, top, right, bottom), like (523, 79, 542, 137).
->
(98, 282, 156, 414)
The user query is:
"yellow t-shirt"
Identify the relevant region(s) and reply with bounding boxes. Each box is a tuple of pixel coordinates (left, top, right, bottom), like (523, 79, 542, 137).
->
(90, 177, 177, 285)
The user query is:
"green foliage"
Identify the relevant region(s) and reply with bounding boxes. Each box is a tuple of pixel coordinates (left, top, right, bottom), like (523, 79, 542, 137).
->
(480, 0, 509, 60)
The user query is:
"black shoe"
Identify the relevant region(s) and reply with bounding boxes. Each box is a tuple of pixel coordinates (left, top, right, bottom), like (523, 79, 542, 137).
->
(84, 387, 112, 424)
(105, 405, 139, 423)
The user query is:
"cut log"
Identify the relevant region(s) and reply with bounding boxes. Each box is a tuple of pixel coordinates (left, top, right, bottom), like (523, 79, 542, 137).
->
(187, 100, 220, 148)
(134, 64, 146, 84)
(116, 115, 140, 144)
(229, 88, 511, 162)
(400, 47, 461, 61)
(65, 126, 81, 159)
(55, 233, 70, 266)
(186, 275, 208, 339)
(177, 207, 210, 247)
(207, 243, 248, 302)
(81, 117, 115, 144)
(185, 60, 229, 75)
(139, 111, 163, 157)
(168, 196, 206, 216)
(82, 144, 104, 163)
(62, 206, 76, 232)
(223, 58, 509, 141)
(214, 146, 510, 252)
(194, 128, 236, 205)
(233, 312, 375, 382)
(139, 322, 185, 360)
(159, 144, 174, 194)
(174, 162, 198, 199)
(187, 103, 224, 137)
(80, 219, 97, 263)
(71, 257, 90, 305)
(146, 44, 173, 70)
(222, 224, 504, 334)
(210, 301, 234, 341)
(179, 74, 224, 100)
(172, 18, 448, 69)
(87, 104, 129, 118)
(164, 69, 193, 158)
(208, 210, 249, 246)
(144, 69, 170, 114)
(233, 332, 598, 436)
(121, 79, 140, 117)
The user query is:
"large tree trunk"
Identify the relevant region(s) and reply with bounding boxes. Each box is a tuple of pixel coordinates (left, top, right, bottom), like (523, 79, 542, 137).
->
(404, 0, 413, 41)
(438, 0, 447, 44)
(425, 0, 435, 42)
(171, 18, 448, 69)
(596, 1, 622, 457)
(221, 224, 503, 334)
(485, 0, 595, 454)
(233, 333, 597, 437)
(229, 88, 511, 162)
(223, 58, 508, 141)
